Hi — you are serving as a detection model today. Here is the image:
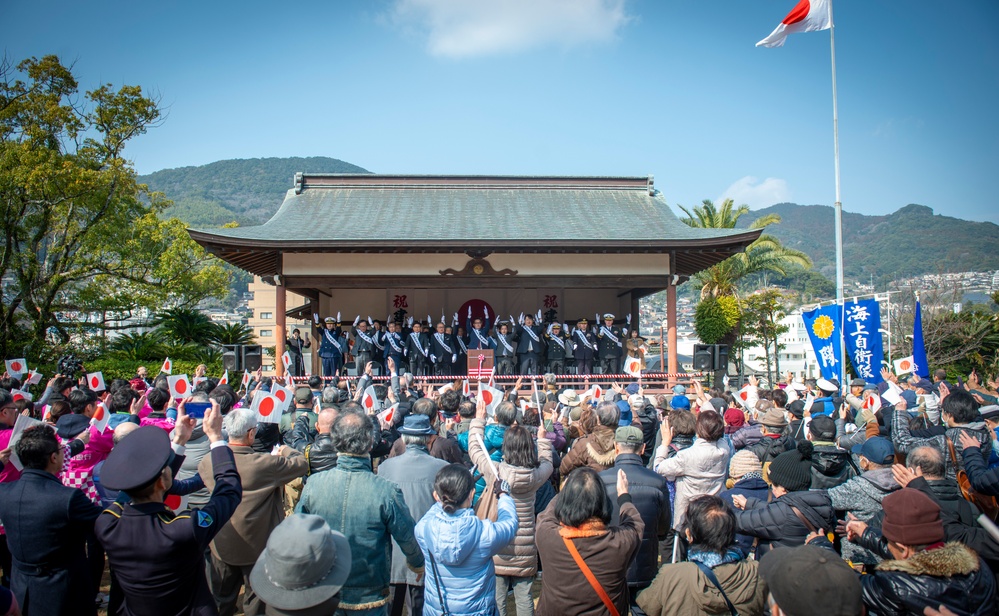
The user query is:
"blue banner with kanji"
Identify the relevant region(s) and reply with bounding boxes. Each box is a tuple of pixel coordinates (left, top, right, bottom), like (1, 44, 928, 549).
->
(843, 298, 885, 384)
(802, 304, 842, 381)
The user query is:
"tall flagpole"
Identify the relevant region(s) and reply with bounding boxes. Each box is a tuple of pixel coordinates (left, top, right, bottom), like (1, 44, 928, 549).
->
(829, 0, 846, 387)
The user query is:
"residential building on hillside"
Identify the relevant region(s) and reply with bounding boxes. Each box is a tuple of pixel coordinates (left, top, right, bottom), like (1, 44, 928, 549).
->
(247, 277, 312, 373)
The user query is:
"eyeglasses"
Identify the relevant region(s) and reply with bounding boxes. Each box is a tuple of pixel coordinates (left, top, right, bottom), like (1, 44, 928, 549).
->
(0, 405, 16, 412)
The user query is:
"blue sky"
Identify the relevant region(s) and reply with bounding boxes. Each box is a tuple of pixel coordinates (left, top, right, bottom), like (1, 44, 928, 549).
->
(3, 0, 997, 222)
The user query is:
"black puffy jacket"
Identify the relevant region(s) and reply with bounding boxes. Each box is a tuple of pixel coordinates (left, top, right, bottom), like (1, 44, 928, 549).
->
(810, 443, 858, 489)
(303, 433, 338, 479)
(600, 454, 671, 587)
(734, 489, 836, 549)
(634, 403, 659, 466)
(860, 542, 997, 616)
(748, 433, 794, 465)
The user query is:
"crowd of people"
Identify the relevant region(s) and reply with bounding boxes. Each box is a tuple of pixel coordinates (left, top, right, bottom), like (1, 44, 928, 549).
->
(1, 360, 999, 615)
(303, 309, 649, 378)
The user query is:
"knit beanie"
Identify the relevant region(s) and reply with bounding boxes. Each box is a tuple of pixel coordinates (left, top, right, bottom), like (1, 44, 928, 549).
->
(729, 450, 763, 480)
(881, 488, 945, 546)
(768, 441, 814, 492)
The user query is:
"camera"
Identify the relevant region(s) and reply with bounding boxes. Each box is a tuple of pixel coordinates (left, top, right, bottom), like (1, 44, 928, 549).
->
(57, 354, 85, 379)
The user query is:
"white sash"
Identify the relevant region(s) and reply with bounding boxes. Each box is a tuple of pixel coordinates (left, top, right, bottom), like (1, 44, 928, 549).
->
(473, 328, 490, 347)
(549, 335, 566, 350)
(409, 332, 428, 357)
(434, 332, 453, 355)
(457, 337, 468, 353)
(373, 331, 385, 350)
(522, 325, 540, 342)
(387, 333, 404, 353)
(356, 329, 374, 346)
(575, 330, 595, 350)
(600, 326, 622, 347)
(323, 329, 342, 353)
(497, 334, 515, 354)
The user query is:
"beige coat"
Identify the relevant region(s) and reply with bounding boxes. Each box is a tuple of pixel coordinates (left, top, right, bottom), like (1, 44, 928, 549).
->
(199, 444, 308, 565)
(468, 418, 553, 577)
(654, 438, 732, 531)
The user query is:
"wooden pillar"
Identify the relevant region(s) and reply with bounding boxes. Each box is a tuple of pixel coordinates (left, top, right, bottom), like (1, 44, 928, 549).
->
(667, 278, 678, 386)
(310, 298, 321, 377)
(275, 283, 287, 378)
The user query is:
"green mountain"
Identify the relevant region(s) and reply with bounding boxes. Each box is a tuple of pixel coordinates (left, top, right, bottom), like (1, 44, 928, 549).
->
(139, 156, 371, 226)
(738, 203, 999, 282)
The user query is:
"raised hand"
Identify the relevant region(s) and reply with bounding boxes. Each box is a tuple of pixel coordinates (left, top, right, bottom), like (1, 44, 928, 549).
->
(616, 468, 630, 496)
(958, 430, 981, 450)
(202, 400, 224, 443)
(892, 463, 919, 488)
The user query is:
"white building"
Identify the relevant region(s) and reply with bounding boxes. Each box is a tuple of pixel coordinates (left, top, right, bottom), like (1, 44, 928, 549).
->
(741, 311, 820, 380)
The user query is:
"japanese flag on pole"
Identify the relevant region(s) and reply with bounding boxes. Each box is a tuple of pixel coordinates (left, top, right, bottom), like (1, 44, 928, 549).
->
(241, 370, 251, 389)
(623, 356, 643, 378)
(161, 357, 173, 375)
(479, 382, 503, 417)
(361, 386, 381, 413)
(5, 358, 27, 378)
(251, 391, 281, 423)
(11, 389, 32, 402)
(582, 384, 604, 403)
(91, 402, 111, 433)
(893, 355, 915, 376)
(86, 372, 106, 392)
(462, 379, 470, 397)
(737, 385, 759, 410)
(25, 370, 42, 386)
(757, 0, 831, 48)
(378, 403, 399, 426)
(281, 351, 292, 371)
(270, 382, 293, 412)
(168, 375, 192, 398)
(218, 370, 229, 386)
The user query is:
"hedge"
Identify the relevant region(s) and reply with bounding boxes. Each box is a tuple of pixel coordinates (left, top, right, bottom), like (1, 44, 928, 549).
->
(24, 359, 226, 385)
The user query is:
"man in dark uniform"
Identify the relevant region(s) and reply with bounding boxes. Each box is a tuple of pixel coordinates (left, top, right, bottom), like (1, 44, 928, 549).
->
(493, 321, 517, 376)
(383, 321, 406, 372)
(544, 322, 570, 374)
(371, 319, 387, 374)
(404, 321, 430, 376)
(597, 313, 624, 375)
(465, 306, 494, 350)
(317, 317, 345, 378)
(572, 318, 598, 376)
(96, 401, 241, 616)
(453, 322, 469, 376)
(429, 321, 456, 377)
(285, 328, 310, 377)
(351, 316, 378, 376)
(515, 313, 545, 375)
(0, 424, 102, 616)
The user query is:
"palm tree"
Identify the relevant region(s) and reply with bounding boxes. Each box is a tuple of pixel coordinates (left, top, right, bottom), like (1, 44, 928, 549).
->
(677, 199, 812, 299)
(209, 322, 257, 346)
(155, 307, 217, 345)
(109, 331, 167, 361)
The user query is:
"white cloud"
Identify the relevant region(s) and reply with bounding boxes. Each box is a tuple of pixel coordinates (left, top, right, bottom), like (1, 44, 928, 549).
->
(389, 0, 631, 58)
(717, 176, 790, 210)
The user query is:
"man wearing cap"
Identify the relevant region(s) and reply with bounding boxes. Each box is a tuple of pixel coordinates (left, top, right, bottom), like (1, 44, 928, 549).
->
(377, 415, 448, 616)
(810, 379, 840, 416)
(759, 543, 862, 616)
(318, 317, 346, 378)
(96, 400, 243, 616)
(599, 425, 669, 606)
(596, 314, 624, 375)
(845, 378, 867, 412)
(283, 387, 319, 448)
(199, 408, 309, 616)
(857, 488, 996, 614)
(806, 415, 856, 489)
(543, 322, 569, 375)
(571, 319, 597, 375)
(747, 406, 794, 465)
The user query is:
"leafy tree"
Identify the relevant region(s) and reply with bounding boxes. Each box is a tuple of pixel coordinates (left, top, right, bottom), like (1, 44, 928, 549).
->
(0, 55, 230, 360)
(695, 295, 741, 344)
(741, 289, 791, 384)
(677, 199, 812, 299)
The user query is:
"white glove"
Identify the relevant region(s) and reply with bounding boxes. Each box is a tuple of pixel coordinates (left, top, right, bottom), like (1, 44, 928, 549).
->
(336, 311, 341, 322)
(484, 306, 489, 319)
(353, 315, 360, 326)
(622, 328, 628, 336)
(519, 312, 524, 324)
(537, 309, 542, 321)
(408, 316, 414, 327)
(427, 314, 433, 326)
(452, 354, 457, 363)
(367, 316, 373, 325)
(468, 306, 473, 318)
(431, 355, 437, 363)
(453, 312, 459, 324)
(627, 314, 632, 325)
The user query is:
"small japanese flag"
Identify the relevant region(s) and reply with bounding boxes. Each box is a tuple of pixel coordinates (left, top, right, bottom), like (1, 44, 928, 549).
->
(219, 370, 229, 385)
(11, 389, 32, 402)
(192, 376, 207, 388)
(862, 391, 882, 413)
(582, 384, 604, 403)
(738, 385, 759, 410)
(25, 370, 42, 385)
(282, 351, 292, 370)
(361, 385, 381, 413)
(462, 379, 470, 397)
(5, 358, 27, 378)
(241, 370, 251, 389)
(479, 382, 503, 416)
(168, 375, 191, 398)
(882, 381, 904, 407)
(893, 356, 915, 376)
(91, 402, 111, 434)
(251, 391, 281, 423)
(377, 403, 399, 426)
(437, 383, 454, 395)
(164, 494, 189, 514)
(623, 356, 643, 378)
(270, 383, 293, 412)
(86, 372, 106, 392)
(161, 357, 173, 375)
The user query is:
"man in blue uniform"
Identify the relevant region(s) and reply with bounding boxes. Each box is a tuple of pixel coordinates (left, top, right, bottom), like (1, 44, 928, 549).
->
(383, 321, 406, 371)
(95, 400, 242, 616)
(317, 317, 345, 378)
(597, 313, 624, 375)
(572, 318, 598, 375)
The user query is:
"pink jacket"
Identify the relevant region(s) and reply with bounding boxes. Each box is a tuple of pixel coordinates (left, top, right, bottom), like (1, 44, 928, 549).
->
(65, 425, 114, 475)
(0, 425, 20, 485)
(140, 415, 175, 432)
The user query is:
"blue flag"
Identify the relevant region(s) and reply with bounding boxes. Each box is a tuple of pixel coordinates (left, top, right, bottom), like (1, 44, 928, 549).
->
(802, 304, 842, 381)
(912, 300, 929, 378)
(843, 298, 885, 384)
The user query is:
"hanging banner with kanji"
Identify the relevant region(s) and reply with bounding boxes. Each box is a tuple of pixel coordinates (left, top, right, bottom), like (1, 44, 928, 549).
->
(843, 298, 884, 384)
(802, 304, 842, 381)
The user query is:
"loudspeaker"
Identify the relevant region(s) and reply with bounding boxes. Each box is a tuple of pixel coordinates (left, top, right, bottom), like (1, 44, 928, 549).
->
(693, 344, 714, 371)
(222, 344, 241, 371)
(241, 345, 262, 371)
(714, 345, 730, 372)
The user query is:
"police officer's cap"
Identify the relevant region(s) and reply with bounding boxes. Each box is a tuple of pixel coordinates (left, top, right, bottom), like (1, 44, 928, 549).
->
(324, 317, 337, 324)
(101, 426, 174, 492)
(603, 313, 615, 320)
